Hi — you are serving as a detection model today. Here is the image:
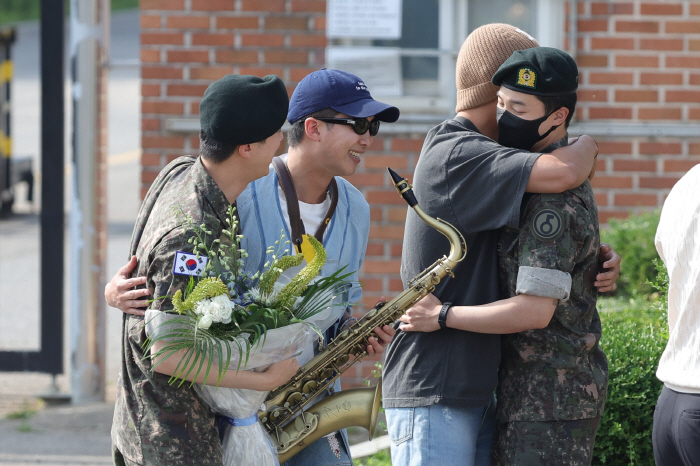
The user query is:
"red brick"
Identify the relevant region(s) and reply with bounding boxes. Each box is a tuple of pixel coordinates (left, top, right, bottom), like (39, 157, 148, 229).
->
(241, 33, 285, 47)
(361, 260, 401, 274)
(639, 176, 681, 189)
(598, 142, 632, 154)
(577, 54, 608, 67)
(638, 108, 682, 120)
(590, 176, 633, 188)
(313, 16, 326, 31)
(343, 172, 384, 187)
(692, 4, 700, 15)
(366, 190, 408, 205)
(639, 142, 682, 155)
(387, 207, 407, 223)
(141, 152, 162, 167)
(190, 66, 234, 80)
(238, 66, 285, 77)
(365, 243, 384, 256)
(141, 0, 184, 10)
(141, 32, 183, 45)
(142, 66, 183, 79)
(141, 49, 160, 63)
(264, 50, 309, 64)
(167, 84, 209, 96)
(390, 244, 402, 257)
(189, 135, 200, 150)
(589, 72, 634, 85)
(640, 3, 683, 15)
(142, 101, 184, 115)
(368, 225, 405, 240)
(639, 39, 683, 51)
(265, 16, 309, 30)
(192, 33, 234, 46)
(589, 107, 633, 119)
(690, 108, 700, 120)
(390, 138, 424, 152)
(591, 2, 634, 15)
(362, 155, 408, 170)
(140, 14, 161, 29)
(290, 66, 321, 82)
(189, 102, 201, 115)
(191, 0, 234, 10)
(599, 211, 630, 224)
(389, 278, 404, 292)
(616, 20, 659, 33)
(142, 83, 160, 96)
(141, 169, 159, 184)
(216, 50, 260, 64)
(615, 90, 658, 102)
(594, 193, 608, 207)
(664, 159, 700, 171)
(640, 73, 683, 85)
(578, 19, 609, 32)
(142, 119, 160, 132)
(166, 50, 209, 63)
(690, 40, 700, 52)
(361, 278, 383, 292)
(665, 21, 700, 33)
(615, 193, 658, 206)
(613, 159, 656, 172)
(142, 135, 185, 149)
(216, 16, 259, 29)
(241, 0, 285, 12)
(615, 55, 659, 68)
(166, 15, 210, 29)
(291, 0, 326, 12)
(666, 91, 700, 103)
(667, 56, 700, 68)
(591, 38, 634, 50)
(290, 34, 327, 48)
(578, 89, 607, 102)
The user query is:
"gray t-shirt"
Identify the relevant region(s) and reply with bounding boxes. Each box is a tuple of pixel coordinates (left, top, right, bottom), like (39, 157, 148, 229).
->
(382, 117, 540, 409)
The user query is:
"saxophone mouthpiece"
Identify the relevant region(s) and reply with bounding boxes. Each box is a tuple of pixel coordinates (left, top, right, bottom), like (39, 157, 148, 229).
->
(387, 167, 418, 207)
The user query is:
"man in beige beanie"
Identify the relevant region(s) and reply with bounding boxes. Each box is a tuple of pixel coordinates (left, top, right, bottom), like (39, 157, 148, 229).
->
(383, 24, 621, 466)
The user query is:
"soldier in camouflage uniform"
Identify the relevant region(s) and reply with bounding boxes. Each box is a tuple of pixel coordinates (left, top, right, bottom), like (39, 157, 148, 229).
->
(399, 48, 607, 466)
(111, 74, 299, 466)
(491, 48, 607, 465)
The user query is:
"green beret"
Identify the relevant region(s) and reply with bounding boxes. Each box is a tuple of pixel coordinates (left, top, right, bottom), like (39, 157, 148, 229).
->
(199, 74, 289, 146)
(492, 47, 578, 96)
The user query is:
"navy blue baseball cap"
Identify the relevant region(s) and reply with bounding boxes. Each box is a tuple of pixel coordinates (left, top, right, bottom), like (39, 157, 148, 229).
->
(287, 69, 400, 124)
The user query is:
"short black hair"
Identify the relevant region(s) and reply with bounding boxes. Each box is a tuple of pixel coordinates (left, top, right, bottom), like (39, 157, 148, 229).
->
(199, 130, 239, 163)
(287, 108, 339, 147)
(537, 93, 577, 128)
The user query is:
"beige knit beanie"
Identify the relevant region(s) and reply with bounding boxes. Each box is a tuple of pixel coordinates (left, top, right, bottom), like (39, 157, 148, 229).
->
(456, 23, 540, 112)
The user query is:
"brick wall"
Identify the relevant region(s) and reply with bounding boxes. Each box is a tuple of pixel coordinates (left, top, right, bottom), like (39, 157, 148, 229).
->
(139, 0, 700, 388)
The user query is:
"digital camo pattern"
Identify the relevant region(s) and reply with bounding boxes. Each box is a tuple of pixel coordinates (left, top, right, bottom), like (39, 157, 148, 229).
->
(496, 136, 608, 423)
(493, 416, 601, 466)
(112, 156, 232, 466)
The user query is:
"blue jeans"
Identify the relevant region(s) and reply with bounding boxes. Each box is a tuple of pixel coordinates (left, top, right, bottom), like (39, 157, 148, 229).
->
(281, 431, 352, 466)
(386, 395, 496, 466)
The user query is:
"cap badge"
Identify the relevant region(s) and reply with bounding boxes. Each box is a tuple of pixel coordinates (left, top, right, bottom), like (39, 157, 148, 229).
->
(356, 81, 367, 91)
(517, 68, 537, 89)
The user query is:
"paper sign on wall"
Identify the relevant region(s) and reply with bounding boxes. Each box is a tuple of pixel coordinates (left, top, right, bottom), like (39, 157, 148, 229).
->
(327, 0, 402, 39)
(326, 47, 403, 96)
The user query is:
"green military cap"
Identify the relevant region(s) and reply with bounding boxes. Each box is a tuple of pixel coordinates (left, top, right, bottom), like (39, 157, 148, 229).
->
(491, 47, 578, 96)
(199, 74, 289, 146)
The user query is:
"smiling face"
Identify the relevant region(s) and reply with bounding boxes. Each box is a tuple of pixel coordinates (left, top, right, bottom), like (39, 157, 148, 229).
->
(312, 112, 374, 177)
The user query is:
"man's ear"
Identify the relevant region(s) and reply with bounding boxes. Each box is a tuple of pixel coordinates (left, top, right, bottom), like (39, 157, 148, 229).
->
(304, 118, 322, 142)
(237, 143, 253, 159)
(551, 107, 569, 126)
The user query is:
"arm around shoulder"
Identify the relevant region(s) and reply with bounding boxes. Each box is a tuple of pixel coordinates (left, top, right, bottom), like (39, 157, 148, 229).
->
(526, 135, 598, 194)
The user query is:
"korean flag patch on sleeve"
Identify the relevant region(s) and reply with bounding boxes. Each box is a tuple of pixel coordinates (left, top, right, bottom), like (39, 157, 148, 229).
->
(173, 251, 208, 277)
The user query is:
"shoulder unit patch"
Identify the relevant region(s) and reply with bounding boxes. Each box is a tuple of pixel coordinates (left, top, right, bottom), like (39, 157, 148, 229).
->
(532, 208, 563, 241)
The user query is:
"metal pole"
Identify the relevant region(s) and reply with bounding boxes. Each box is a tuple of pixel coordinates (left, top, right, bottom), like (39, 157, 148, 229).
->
(40, 0, 65, 377)
(69, 0, 109, 403)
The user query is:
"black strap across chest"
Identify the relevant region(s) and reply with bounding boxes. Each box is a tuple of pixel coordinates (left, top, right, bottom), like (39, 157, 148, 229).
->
(271, 156, 338, 253)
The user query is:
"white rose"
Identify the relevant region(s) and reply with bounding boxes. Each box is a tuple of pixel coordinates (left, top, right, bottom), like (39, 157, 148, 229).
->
(198, 313, 213, 329)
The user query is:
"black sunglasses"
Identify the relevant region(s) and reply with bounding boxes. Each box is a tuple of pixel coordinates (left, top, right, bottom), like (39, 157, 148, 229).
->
(311, 117, 381, 137)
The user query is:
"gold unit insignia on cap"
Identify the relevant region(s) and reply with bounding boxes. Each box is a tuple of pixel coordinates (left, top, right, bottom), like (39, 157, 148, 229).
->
(517, 68, 536, 88)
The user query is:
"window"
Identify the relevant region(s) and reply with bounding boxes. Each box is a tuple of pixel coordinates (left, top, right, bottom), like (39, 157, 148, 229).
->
(326, 0, 564, 115)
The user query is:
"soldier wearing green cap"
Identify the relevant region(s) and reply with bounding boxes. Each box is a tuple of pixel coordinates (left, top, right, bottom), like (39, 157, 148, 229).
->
(111, 74, 302, 466)
(490, 47, 607, 465)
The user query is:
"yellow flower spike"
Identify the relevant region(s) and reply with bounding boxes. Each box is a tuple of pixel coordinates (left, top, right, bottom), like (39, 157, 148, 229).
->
(173, 277, 230, 314)
(275, 236, 326, 310)
(258, 254, 304, 295)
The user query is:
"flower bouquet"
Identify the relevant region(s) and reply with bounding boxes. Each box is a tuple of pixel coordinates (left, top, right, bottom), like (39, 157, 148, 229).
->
(144, 205, 354, 466)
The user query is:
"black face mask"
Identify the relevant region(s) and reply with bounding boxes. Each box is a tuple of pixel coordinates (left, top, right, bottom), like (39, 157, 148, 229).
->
(496, 107, 562, 151)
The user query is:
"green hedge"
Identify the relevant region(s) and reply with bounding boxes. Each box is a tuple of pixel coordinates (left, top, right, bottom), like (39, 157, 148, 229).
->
(600, 211, 661, 297)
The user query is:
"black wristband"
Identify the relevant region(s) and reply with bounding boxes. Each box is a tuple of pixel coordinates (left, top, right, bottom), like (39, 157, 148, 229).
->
(438, 302, 452, 330)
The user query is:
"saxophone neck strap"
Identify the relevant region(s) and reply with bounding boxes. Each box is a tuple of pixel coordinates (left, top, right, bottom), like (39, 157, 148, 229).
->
(272, 156, 338, 253)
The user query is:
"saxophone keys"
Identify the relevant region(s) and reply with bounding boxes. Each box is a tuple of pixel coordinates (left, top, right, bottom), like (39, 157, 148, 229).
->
(286, 392, 303, 406)
(302, 380, 318, 394)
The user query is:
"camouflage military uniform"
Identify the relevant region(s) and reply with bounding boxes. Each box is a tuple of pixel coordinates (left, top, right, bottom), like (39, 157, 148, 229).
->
(494, 137, 608, 466)
(112, 156, 232, 466)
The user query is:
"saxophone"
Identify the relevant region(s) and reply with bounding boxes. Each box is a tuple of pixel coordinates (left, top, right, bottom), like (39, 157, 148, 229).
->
(260, 168, 466, 463)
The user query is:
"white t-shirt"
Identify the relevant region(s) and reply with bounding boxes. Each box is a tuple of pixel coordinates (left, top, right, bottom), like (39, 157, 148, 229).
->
(655, 164, 700, 393)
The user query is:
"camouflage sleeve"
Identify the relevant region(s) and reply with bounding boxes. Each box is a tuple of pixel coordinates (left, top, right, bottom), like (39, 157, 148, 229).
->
(147, 230, 197, 313)
(515, 194, 587, 299)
